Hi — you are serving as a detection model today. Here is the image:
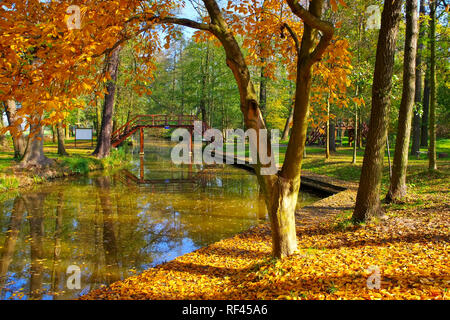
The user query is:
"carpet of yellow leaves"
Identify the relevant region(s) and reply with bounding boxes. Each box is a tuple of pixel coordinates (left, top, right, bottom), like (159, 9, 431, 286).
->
(81, 177, 449, 300)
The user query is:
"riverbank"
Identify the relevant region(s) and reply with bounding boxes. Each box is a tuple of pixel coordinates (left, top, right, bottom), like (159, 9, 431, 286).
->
(0, 140, 130, 193)
(81, 153, 450, 300)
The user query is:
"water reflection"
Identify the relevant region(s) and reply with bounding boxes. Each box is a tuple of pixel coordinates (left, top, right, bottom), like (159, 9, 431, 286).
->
(0, 139, 320, 300)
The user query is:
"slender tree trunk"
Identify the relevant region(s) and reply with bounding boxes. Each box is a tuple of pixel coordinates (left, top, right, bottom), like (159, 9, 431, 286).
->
(57, 121, 68, 156)
(92, 45, 122, 159)
(4, 100, 25, 159)
(96, 99, 102, 139)
(428, 0, 437, 170)
(259, 63, 267, 117)
(352, 105, 358, 164)
(329, 119, 336, 152)
(282, 105, 294, 141)
(51, 125, 56, 143)
(411, 0, 426, 156)
(386, 0, 419, 203)
(326, 94, 330, 159)
(421, 69, 430, 147)
(199, 42, 210, 124)
(353, 0, 403, 222)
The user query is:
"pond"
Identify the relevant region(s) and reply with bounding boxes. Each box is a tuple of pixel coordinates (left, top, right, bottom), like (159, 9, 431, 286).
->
(0, 139, 320, 300)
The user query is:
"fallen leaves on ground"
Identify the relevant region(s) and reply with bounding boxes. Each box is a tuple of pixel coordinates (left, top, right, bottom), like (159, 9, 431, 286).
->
(81, 180, 449, 301)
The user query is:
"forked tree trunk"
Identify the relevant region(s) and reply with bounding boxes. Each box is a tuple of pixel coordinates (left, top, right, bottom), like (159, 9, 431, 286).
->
(353, 0, 403, 222)
(165, 0, 332, 259)
(92, 45, 122, 159)
(386, 0, 419, 203)
(4, 100, 26, 159)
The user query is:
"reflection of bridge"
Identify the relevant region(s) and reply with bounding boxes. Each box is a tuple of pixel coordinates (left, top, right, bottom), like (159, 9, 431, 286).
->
(111, 114, 210, 151)
(117, 155, 214, 191)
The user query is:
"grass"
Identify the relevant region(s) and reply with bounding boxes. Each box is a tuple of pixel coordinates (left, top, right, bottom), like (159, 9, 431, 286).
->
(0, 137, 131, 191)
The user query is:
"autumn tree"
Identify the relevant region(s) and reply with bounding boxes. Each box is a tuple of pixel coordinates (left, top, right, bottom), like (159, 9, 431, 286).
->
(353, 0, 403, 222)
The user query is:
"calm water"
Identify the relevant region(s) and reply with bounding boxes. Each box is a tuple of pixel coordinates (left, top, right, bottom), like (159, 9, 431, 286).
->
(0, 139, 320, 300)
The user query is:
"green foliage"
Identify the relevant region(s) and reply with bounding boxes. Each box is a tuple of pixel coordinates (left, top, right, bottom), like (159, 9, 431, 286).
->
(61, 156, 92, 174)
(101, 147, 132, 169)
(0, 174, 19, 191)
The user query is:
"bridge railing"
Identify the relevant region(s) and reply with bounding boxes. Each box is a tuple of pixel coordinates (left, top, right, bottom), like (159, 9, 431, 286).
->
(111, 114, 209, 146)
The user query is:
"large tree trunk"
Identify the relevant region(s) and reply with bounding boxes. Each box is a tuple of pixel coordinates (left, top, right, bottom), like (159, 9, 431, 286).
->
(20, 115, 54, 168)
(352, 0, 403, 222)
(57, 121, 68, 156)
(428, 0, 437, 170)
(92, 45, 122, 159)
(4, 100, 26, 159)
(411, 0, 426, 156)
(386, 0, 419, 203)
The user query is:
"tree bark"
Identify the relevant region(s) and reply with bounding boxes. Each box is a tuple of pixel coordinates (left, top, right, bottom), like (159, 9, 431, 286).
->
(428, 0, 437, 170)
(326, 94, 330, 159)
(386, 0, 419, 203)
(259, 63, 267, 117)
(282, 104, 294, 141)
(352, 0, 403, 222)
(20, 114, 54, 168)
(92, 45, 122, 159)
(421, 69, 430, 147)
(4, 100, 26, 159)
(352, 104, 358, 164)
(329, 119, 336, 152)
(57, 121, 68, 156)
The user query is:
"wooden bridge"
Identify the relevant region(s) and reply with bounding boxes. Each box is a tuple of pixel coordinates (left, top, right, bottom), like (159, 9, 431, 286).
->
(111, 114, 210, 152)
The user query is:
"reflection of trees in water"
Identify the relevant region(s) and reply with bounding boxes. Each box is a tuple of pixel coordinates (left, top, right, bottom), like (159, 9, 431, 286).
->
(95, 176, 120, 284)
(50, 192, 63, 299)
(0, 196, 25, 299)
(22, 192, 48, 300)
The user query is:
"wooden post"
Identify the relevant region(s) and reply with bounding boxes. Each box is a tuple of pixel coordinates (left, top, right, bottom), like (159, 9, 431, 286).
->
(139, 155, 144, 182)
(140, 127, 144, 155)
